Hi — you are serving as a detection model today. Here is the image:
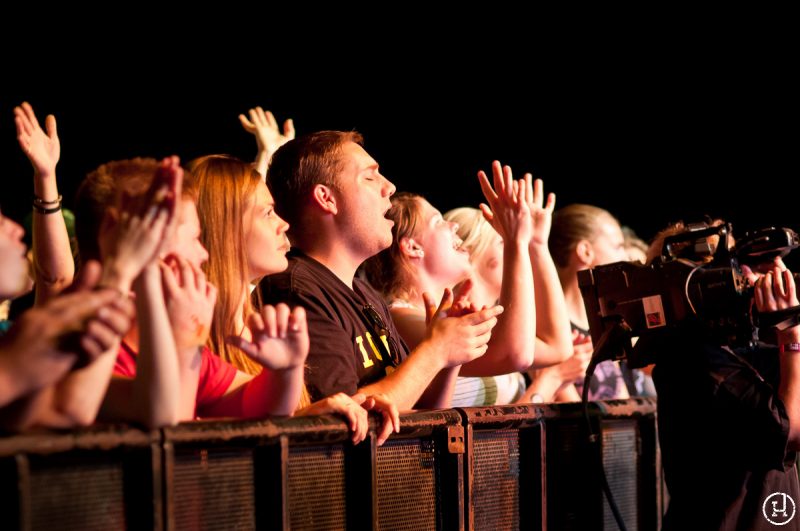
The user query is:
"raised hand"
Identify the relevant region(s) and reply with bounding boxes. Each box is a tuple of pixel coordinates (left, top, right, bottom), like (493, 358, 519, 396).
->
(14, 102, 73, 303)
(238, 106, 295, 176)
(101, 156, 183, 293)
(477, 161, 533, 245)
(227, 304, 309, 371)
(524, 175, 556, 247)
(14, 102, 60, 178)
(161, 256, 217, 350)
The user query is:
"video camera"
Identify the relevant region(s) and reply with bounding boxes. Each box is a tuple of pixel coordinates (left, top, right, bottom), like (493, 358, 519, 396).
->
(578, 223, 800, 367)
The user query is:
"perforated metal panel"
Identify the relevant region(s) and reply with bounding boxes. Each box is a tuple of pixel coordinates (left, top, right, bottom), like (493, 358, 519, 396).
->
(288, 444, 347, 530)
(472, 430, 520, 531)
(29, 457, 126, 531)
(602, 420, 639, 531)
(377, 438, 438, 531)
(172, 448, 255, 530)
(546, 420, 594, 530)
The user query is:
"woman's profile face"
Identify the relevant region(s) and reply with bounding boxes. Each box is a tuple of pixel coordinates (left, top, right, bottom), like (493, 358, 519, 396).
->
(244, 180, 290, 281)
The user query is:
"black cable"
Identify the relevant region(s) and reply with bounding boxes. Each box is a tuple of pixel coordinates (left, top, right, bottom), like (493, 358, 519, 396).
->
(581, 324, 629, 531)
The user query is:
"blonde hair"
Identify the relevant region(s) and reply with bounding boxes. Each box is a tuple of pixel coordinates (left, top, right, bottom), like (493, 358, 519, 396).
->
(444, 207, 494, 262)
(189, 155, 264, 375)
(622, 226, 649, 263)
(549, 204, 618, 270)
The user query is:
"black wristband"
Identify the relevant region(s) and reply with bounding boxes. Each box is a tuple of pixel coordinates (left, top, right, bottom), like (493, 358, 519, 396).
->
(32, 202, 62, 215)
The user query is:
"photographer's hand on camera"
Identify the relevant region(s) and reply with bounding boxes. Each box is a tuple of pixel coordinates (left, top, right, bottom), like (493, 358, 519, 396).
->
(753, 261, 800, 450)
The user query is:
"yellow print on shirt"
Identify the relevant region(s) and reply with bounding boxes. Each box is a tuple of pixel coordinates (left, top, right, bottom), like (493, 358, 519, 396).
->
(356, 331, 390, 368)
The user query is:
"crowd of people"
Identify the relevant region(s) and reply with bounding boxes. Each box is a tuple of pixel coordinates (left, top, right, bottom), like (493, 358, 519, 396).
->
(2, 102, 798, 529)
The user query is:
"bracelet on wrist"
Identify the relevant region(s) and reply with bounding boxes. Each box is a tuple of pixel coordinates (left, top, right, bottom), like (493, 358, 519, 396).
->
(779, 342, 800, 353)
(33, 194, 62, 206)
(32, 202, 62, 215)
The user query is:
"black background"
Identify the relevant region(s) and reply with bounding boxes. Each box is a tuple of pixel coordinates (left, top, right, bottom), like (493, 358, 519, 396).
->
(2, 26, 796, 246)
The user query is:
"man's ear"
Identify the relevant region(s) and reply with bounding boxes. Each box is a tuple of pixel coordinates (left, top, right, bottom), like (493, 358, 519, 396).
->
(575, 239, 594, 268)
(400, 237, 424, 259)
(312, 184, 337, 215)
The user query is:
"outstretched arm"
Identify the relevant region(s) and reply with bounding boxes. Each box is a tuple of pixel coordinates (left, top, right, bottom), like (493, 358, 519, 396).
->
(526, 176, 573, 366)
(14, 102, 73, 304)
(459, 161, 535, 376)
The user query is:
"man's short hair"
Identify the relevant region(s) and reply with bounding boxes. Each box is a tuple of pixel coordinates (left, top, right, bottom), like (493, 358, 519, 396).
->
(266, 130, 363, 232)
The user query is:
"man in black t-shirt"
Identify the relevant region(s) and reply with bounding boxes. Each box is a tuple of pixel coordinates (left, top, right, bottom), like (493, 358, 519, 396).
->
(261, 131, 502, 407)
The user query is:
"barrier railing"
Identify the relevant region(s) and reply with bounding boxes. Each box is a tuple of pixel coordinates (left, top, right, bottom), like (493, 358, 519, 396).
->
(0, 398, 659, 530)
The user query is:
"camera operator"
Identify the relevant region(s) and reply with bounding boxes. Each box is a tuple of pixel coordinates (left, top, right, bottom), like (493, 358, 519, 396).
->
(652, 251, 800, 530)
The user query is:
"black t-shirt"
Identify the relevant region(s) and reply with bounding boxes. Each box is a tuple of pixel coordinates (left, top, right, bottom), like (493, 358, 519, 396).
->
(653, 331, 800, 530)
(260, 250, 408, 402)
